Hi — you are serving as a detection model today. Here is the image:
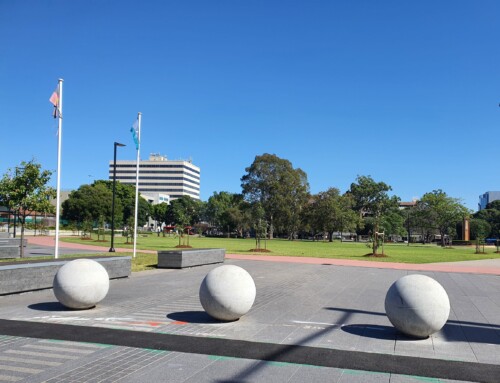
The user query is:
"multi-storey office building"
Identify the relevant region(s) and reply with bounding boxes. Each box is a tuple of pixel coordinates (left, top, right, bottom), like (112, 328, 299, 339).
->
(109, 154, 200, 200)
(478, 191, 500, 211)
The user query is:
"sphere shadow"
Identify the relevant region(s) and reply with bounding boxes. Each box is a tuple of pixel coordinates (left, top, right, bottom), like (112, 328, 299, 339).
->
(167, 311, 224, 324)
(341, 324, 420, 341)
(28, 302, 69, 312)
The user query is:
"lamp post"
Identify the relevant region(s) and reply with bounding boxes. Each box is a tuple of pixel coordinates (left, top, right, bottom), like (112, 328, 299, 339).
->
(109, 142, 126, 252)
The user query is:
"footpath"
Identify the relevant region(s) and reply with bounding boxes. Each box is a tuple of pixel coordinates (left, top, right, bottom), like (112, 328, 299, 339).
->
(28, 235, 500, 276)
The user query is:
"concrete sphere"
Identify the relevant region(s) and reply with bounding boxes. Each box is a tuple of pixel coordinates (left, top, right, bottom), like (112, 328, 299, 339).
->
(199, 265, 256, 321)
(385, 274, 450, 338)
(53, 259, 110, 309)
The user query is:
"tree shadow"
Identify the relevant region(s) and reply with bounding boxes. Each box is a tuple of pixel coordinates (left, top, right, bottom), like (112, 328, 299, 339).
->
(28, 302, 69, 312)
(167, 311, 222, 324)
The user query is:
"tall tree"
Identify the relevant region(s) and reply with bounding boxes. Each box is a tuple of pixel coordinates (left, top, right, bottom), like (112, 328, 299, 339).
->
(206, 192, 244, 235)
(474, 202, 500, 239)
(62, 183, 120, 226)
(93, 180, 150, 225)
(241, 153, 309, 239)
(417, 190, 470, 246)
(305, 188, 358, 242)
(0, 160, 56, 257)
(348, 175, 399, 254)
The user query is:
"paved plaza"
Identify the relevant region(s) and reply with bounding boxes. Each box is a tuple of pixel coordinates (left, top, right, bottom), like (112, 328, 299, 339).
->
(0, 240, 499, 382)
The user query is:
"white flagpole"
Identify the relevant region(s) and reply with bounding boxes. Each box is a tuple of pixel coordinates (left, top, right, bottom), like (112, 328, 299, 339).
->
(54, 78, 63, 259)
(132, 112, 141, 258)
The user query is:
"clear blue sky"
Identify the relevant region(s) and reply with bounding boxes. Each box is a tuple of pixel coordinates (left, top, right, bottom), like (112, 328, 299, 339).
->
(1, 1, 499, 211)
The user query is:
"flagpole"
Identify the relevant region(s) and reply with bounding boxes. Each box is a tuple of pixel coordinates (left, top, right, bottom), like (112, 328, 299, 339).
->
(132, 112, 141, 258)
(54, 78, 63, 259)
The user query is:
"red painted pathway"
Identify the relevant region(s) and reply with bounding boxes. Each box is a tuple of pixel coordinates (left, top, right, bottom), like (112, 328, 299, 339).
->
(28, 236, 500, 276)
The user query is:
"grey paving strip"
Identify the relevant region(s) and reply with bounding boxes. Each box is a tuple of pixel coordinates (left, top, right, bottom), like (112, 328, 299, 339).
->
(5, 350, 78, 360)
(0, 356, 62, 367)
(0, 364, 42, 373)
(0, 374, 21, 382)
(0, 319, 499, 383)
(42, 347, 172, 383)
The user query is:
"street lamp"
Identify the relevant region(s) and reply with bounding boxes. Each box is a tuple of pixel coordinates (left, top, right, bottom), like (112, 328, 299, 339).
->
(109, 142, 126, 252)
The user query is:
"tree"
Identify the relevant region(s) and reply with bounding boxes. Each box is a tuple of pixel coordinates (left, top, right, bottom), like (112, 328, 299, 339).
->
(470, 218, 491, 253)
(93, 180, 151, 227)
(348, 175, 399, 255)
(417, 190, 470, 247)
(0, 160, 56, 257)
(241, 153, 309, 239)
(474, 204, 500, 239)
(205, 192, 244, 236)
(165, 196, 202, 227)
(152, 203, 168, 231)
(304, 188, 358, 242)
(62, 183, 119, 226)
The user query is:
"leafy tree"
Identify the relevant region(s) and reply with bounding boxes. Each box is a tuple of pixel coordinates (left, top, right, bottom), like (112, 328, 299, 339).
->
(474, 204, 500, 239)
(152, 202, 168, 231)
(241, 153, 309, 239)
(417, 190, 470, 247)
(62, 181, 150, 228)
(165, 195, 202, 227)
(0, 160, 56, 257)
(348, 175, 399, 254)
(206, 192, 245, 235)
(470, 218, 491, 253)
(304, 188, 358, 242)
(380, 208, 406, 241)
(62, 183, 120, 225)
(93, 180, 150, 227)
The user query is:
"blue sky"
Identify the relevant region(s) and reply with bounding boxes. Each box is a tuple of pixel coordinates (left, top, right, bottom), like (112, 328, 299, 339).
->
(1, 0, 499, 211)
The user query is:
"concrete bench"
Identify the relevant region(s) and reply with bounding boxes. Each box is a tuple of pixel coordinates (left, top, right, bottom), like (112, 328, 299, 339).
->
(157, 248, 225, 269)
(0, 239, 27, 259)
(0, 256, 131, 295)
(0, 247, 20, 259)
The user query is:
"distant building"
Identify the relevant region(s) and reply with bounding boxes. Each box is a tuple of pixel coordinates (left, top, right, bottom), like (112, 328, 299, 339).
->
(478, 191, 500, 211)
(140, 192, 170, 205)
(110, 153, 200, 200)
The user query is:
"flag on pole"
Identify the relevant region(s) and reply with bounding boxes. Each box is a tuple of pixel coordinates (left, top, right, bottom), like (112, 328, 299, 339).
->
(49, 86, 60, 118)
(130, 119, 139, 150)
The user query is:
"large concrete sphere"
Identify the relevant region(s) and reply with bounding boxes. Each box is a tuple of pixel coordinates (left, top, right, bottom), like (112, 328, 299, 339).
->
(199, 265, 256, 321)
(53, 259, 110, 309)
(385, 274, 450, 338)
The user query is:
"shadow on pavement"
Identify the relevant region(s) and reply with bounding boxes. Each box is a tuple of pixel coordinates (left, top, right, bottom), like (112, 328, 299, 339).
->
(28, 302, 69, 312)
(167, 311, 221, 324)
(327, 307, 500, 345)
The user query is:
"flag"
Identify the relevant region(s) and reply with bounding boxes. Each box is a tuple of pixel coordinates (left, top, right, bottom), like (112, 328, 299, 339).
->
(49, 87, 59, 118)
(130, 119, 139, 150)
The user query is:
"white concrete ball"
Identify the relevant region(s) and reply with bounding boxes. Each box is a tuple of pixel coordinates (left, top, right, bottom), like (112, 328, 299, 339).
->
(385, 274, 450, 338)
(199, 265, 256, 321)
(53, 259, 110, 309)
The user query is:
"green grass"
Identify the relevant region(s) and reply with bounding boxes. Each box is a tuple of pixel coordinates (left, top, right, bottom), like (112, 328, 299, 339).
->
(0, 251, 158, 273)
(60, 234, 500, 264)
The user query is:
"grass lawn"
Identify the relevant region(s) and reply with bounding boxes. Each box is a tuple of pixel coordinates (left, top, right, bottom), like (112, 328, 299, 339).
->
(60, 234, 500, 264)
(0, 251, 158, 273)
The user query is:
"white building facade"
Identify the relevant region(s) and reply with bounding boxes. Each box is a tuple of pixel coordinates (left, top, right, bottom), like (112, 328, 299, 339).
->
(109, 154, 200, 200)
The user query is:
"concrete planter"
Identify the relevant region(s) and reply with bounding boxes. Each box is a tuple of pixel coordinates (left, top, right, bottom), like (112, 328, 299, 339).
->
(157, 248, 225, 269)
(0, 256, 131, 295)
